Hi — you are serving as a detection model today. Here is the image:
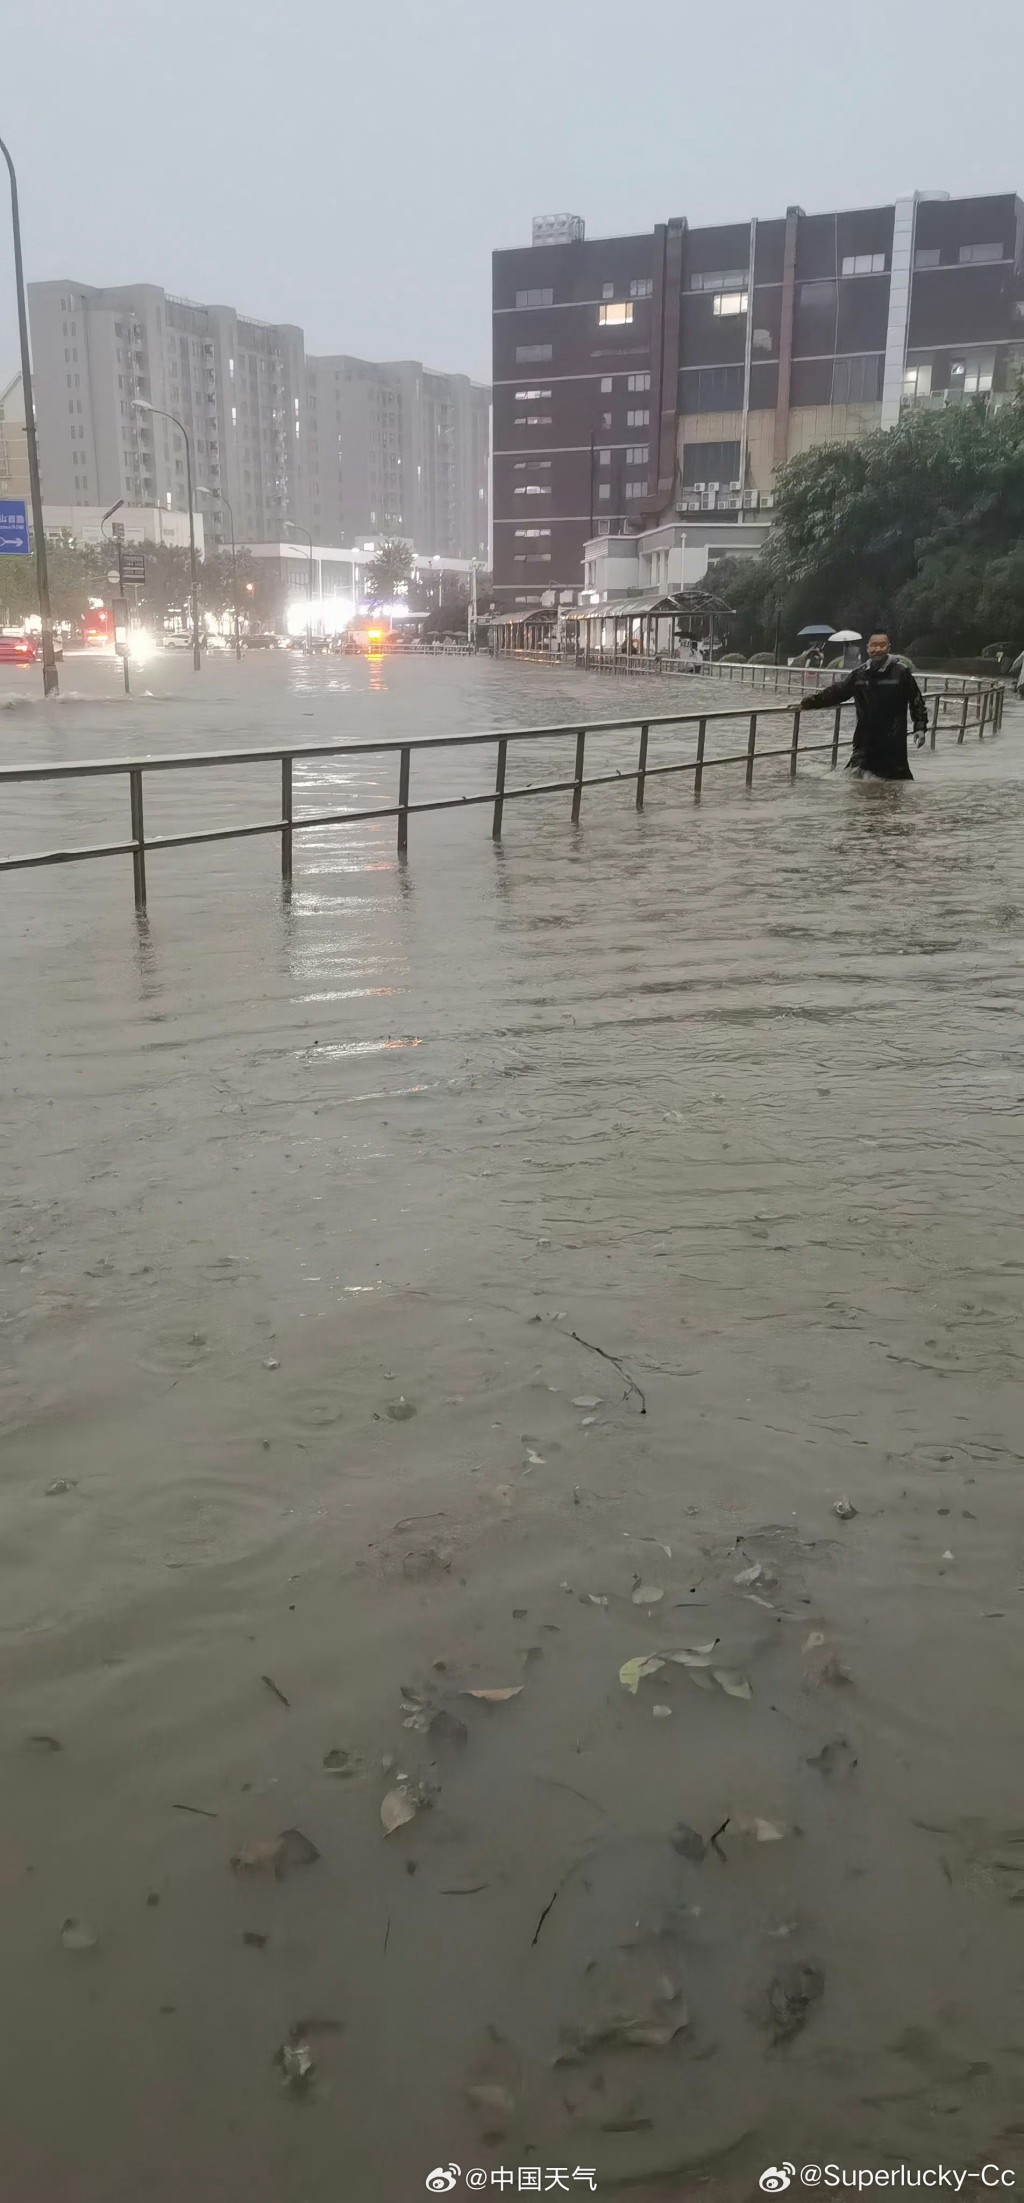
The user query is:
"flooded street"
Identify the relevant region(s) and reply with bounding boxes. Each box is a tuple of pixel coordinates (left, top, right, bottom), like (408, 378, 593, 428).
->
(2, 652, 1023, 2200)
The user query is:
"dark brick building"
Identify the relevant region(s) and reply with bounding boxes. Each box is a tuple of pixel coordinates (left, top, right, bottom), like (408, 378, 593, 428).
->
(492, 194, 1024, 609)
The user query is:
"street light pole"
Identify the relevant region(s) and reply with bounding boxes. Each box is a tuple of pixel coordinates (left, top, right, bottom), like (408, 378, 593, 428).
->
(0, 133, 58, 696)
(198, 484, 241, 660)
(133, 399, 201, 671)
(101, 497, 130, 695)
(285, 520, 313, 652)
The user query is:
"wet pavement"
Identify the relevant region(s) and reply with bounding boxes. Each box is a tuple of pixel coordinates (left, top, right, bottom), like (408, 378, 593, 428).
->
(1, 652, 1023, 2200)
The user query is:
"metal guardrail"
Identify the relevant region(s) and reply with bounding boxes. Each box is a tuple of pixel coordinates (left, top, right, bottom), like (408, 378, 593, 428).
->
(0, 684, 1003, 911)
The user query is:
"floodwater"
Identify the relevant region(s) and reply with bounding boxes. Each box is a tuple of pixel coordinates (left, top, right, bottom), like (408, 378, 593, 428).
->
(1, 650, 1023, 2202)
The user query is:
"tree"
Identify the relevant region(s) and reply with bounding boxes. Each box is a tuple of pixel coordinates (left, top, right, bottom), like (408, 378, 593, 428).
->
(365, 538, 413, 605)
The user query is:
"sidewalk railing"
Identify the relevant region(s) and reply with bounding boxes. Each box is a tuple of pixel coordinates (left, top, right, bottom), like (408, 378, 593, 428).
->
(0, 685, 1002, 912)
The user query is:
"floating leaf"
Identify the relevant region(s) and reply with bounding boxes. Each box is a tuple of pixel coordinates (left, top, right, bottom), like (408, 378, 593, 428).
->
(686, 1667, 715, 1691)
(524, 1449, 545, 1466)
(231, 1838, 286, 1876)
(619, 1655, 665, 1694)
(584, 1593, 609, 1607)
(712, 1667, 753, 1700)
(803, 1631, 826, 1652)
(466, 2082, 515, 2120)
(573, 1397, 601, 1410)
(652, 1704, 672, 1719)
(381, 1788, 419, 1834)
(464, 1686, 523, 1703)
(667, 1642, 718, 1666)
(733, 1816, 795, 1843)
(734, 1563, 762, 1586)
(631, 1584, 664, 1607)
(670, 1821, 706, 1861)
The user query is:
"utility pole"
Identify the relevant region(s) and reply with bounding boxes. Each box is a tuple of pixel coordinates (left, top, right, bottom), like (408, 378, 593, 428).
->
(101, 499, 130, 695)
(0, 133, 58, 696)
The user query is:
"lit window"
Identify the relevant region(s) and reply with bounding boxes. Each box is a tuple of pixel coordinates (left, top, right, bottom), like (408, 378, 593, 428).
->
(597, 483, 610, 500)
(598, 302, 633, 326)
(913, 248, 940, 270)
(597, 448, 611, 465)
(841, 253, 885, 276)
(951, 352, 995, 393)
(601, 411, 612, 428)
(713, 292, 748, 316)
(629, 278, 653, 298)
(627, 372, 651, 392)
(624, 481, 646, 498)
(958, 242, 1003, 264)
(514, 414, 552, 426)
(626, 409, 650, 427)
(902, 362, 932, 398)
(600, 376, 613, 393)
(516, 344, 552, 363)
(625, 445, 649, 463)
(513, 526, 551, 537)
(514, 387, 551, 399)
(513, 484, 551, 495)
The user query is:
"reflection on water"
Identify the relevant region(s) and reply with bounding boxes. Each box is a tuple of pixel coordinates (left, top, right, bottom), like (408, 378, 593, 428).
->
(1, 653, 1023, 2200)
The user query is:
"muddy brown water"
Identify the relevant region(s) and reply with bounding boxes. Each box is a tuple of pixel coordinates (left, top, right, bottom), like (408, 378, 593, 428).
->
(1, 653, 1023, 2200)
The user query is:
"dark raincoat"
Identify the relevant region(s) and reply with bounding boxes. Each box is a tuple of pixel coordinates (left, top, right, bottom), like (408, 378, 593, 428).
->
(802, 657, 929, 779)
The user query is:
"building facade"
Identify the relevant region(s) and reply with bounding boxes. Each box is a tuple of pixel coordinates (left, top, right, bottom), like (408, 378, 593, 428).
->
(304, 356, 489, 559)
(27, 281, 307, 549)
(27, 281, 490, 562)
(492, 193, 1024, 608)
(0, 374, 29, 502)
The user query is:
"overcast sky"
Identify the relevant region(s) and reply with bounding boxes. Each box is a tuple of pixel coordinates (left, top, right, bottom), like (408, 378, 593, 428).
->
(2, 0, 1022, 389)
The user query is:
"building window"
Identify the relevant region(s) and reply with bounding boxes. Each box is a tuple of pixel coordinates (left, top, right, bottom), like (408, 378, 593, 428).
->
(600, 376, 613, 393)
(515, 344, 552, 363)
(624, 481, 646, 498)
(841, 253, 885, 276)
(598, 301, 633, 326)
(515, 286, 554, 307)
(600, 411, 612, 428)
(514, 387, 551, 399)
(629, 278, 653, 298)
(903, 362, 932, 398)
(514, 484, 551, 495)
(626, 408, 650, 427)
(831, 353, 884, 403)
(597, 483, 610, 500)
(913, 248, 941, 270)
(597, 447, 611, 465)
(689, 269, 747, 293)
(682, 440, 741, 486)
(713, 291, 748, 316)
(627, 372, 651, 392)
(958, 242, 1003, 264)
(513, 526, 551, 537)
(514, 413, 552, 426)
(625, 445, 649, 463)
(950, 352, 995, 393)
(602, 283, 614, 299)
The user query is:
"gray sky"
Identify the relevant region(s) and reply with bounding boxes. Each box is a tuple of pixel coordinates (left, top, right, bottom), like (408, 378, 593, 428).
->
(3, 0, 1022, 389)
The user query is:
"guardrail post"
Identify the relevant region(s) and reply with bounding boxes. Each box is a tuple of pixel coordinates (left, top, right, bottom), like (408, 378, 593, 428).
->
(570, 728, 586, 823)
(281, 756, 293, 883)
(979, 687, 989, 739)
(486, 734, 507, 840)
(745, 712, 757, 787)
(397, 745, 411, 855)
(996, 682, 1005, 730)
(693, 717, 707, 796)
(789, 707, 800, 779)
(930, 696, 938, 751)
(831, 707, 842, 769)
(958, 691, 969, 744)
(636, 722, 649, 810)
(129, 767, 146, 910)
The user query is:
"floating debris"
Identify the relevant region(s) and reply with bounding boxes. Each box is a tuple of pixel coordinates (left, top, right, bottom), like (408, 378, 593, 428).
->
(464, 1686, 523, 1703)
(381, 1789, 420, 1835)
(60, 1916, 98, 1952)
(45, 1479, 77, 1498)
(619, 1656, 666, 1694)
(631, 1583, 665, 1607)
(712, 1668, 753, 1701)
(387, 1398, 416, 1422)
(670, 1821, 706, 1862)
(833, 1498, 857, 1521)
(766, 1961, 824, 2043)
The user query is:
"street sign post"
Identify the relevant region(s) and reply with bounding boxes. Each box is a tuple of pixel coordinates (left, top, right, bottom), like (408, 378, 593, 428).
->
(0, 496, 29, 555)
(120, 550, 145, 583)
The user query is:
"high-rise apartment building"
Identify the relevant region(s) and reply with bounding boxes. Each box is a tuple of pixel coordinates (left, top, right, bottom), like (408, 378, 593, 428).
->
(304, 356, 489, 559)
(27, 281, 490, 561)
(27, 281, 307, 548)
(492, 193, 1024, 607)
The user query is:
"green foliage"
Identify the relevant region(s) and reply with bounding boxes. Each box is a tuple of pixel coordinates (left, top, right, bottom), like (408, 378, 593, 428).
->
(0, 533, 256, 629)
(365, 538, 413, 605)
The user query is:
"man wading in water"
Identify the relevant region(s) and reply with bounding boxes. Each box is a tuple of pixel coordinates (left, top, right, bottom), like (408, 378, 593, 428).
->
(798, 631, 929, 779)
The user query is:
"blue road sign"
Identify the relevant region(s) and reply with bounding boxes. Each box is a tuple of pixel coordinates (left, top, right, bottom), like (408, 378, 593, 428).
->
(0, 499, 29, 555)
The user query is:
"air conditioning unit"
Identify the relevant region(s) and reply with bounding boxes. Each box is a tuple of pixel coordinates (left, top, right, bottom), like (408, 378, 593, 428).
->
(728, 479, 742, 490)
(743, 490, 760, 508)
(692, 481, 706, 493)
(707, 481, 720, 491)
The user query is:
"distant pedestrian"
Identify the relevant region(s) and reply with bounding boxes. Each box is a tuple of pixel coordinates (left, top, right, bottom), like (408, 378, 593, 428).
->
(798, 631, 928, 779)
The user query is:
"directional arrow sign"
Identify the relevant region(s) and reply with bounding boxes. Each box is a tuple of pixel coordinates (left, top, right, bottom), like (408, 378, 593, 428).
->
(0, 499, 29, 555)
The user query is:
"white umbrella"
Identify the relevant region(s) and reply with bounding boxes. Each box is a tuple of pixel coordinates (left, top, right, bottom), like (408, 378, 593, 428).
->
(828, 628, 862, 642)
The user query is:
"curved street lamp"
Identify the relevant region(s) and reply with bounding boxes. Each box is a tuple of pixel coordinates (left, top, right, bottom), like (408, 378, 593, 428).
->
(0, 133, 58, 695)
(132, 398, 201, 670)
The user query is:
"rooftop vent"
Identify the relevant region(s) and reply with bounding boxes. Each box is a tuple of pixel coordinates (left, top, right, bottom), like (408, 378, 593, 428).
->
(532, 213, 585, 247)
